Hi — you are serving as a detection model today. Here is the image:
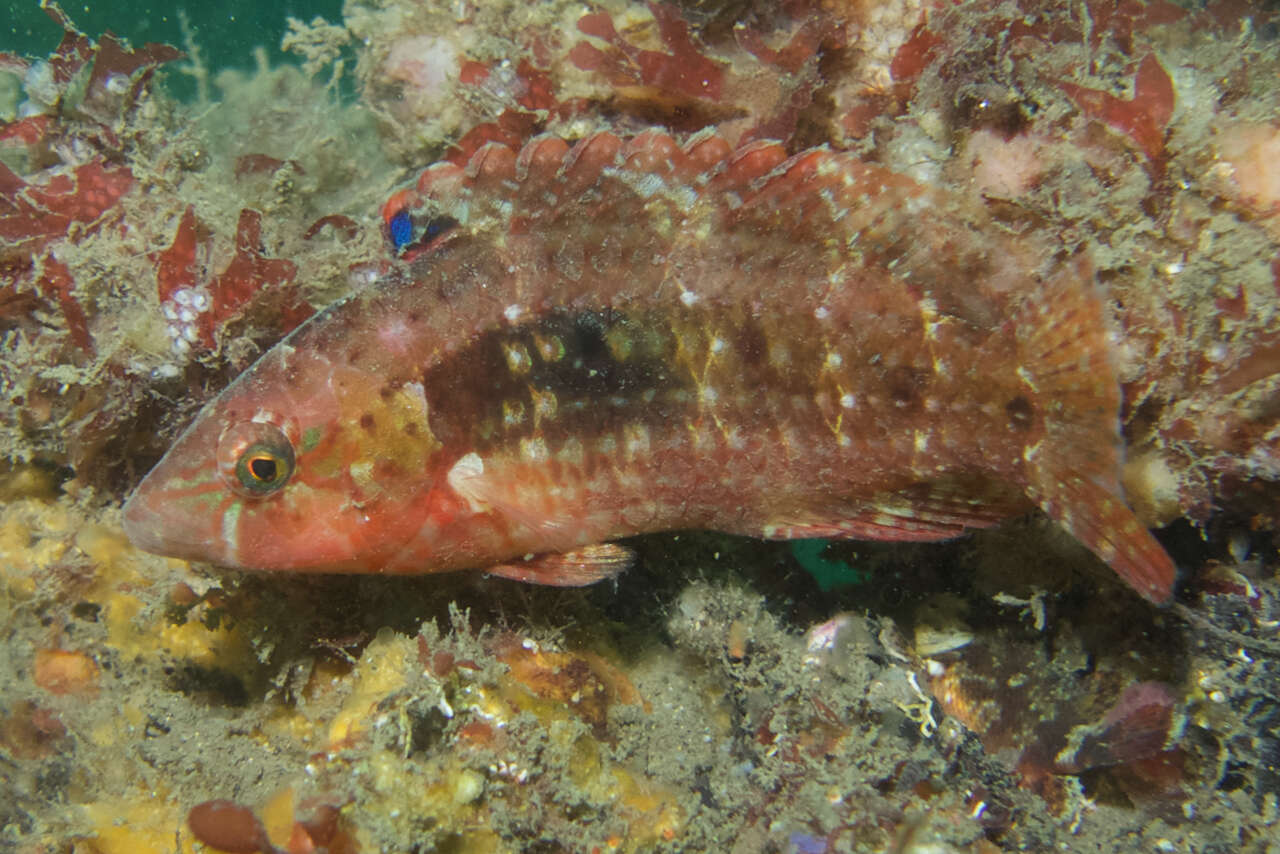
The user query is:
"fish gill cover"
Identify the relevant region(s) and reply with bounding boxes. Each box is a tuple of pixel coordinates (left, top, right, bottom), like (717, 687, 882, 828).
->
(1, 1, 1280, 852)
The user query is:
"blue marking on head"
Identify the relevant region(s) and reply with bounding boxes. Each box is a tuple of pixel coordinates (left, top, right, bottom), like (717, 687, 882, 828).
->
(388, 210, 413, 251)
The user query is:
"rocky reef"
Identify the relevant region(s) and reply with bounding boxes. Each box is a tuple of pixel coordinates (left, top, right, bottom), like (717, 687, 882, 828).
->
(2, 1, 1279, 851)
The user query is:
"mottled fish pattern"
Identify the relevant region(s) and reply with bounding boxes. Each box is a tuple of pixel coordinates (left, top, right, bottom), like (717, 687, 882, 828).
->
(124, 130, 1175, 603)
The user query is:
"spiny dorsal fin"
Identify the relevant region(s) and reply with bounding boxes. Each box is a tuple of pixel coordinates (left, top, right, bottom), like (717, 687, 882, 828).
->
(388, 131, 1023, 328)
(392, 130, 1016, 294)
(399, 131, 929, 246)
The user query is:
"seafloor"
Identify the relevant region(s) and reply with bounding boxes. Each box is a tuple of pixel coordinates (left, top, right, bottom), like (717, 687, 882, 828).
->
(2, 0, 1280, 852)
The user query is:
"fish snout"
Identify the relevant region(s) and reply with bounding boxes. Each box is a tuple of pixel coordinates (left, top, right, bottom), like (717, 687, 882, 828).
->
(122, 482, 227, 564)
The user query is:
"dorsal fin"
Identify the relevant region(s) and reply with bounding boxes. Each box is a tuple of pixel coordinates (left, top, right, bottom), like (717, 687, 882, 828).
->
(394, 131, 832, 239)
(383, 130, 1030, 342)
(559, 131, 624, 195)
(392, 131, 937, 263)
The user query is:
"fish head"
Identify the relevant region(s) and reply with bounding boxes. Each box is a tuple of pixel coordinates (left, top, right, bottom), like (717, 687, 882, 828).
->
(124, 340, 437, 571)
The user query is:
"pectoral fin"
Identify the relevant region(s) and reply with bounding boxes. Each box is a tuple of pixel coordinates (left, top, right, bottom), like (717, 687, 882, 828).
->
(485, 543, 635, 587)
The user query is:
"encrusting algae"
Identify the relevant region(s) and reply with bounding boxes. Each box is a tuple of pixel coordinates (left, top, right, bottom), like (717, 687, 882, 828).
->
(3, 0, 1280, 852)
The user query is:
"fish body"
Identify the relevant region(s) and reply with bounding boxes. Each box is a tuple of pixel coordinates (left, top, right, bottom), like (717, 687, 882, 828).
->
(123, 130, 1175, 602)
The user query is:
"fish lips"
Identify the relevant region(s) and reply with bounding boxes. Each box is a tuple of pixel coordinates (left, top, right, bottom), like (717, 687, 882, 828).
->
(122, 476, 228, 564)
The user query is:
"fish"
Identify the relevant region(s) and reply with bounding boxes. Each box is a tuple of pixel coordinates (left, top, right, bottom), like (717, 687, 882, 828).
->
(122, 129, 1176, 603)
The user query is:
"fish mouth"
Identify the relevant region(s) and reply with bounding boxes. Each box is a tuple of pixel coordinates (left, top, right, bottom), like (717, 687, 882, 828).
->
(122, 482, 226, 564)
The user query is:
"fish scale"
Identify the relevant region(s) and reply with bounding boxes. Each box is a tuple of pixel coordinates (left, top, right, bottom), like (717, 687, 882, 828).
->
(124, 130, 1176, 603)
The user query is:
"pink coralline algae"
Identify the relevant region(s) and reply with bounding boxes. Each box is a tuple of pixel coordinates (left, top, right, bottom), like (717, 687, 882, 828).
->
(0, 9, 179, 247)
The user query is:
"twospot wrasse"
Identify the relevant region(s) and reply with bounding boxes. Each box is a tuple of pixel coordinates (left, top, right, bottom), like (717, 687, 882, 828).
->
(123, 130, 1176, 603)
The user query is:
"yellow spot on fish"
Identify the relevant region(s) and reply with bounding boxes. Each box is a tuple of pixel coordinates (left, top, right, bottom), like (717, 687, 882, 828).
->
(533, 333, 565, 362)
(348, 460, 379, 497)
(689, 424, 714, 451)
(530, 387, 558, 425)
(504, 342, 531, 374)
(519, 437, 549, 461)
(918, 297, 940, 340)
(503, 400, 526, 427)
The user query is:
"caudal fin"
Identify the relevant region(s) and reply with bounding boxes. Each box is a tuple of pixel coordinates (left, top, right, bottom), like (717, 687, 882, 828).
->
(1018, 254, 1176, 604)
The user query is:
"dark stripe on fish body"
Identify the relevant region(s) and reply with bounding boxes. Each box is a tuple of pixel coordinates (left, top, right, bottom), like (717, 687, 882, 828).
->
(421, 307, 694, 454)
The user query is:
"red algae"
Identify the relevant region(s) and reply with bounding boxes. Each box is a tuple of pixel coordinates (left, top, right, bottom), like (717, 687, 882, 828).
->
(1057, 53, 1176, 164)
(571, 3, 727, 102)
(187, 799, 275, 854)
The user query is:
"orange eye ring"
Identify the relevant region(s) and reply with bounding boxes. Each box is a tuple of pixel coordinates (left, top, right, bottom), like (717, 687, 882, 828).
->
(217, 420, 296, 498)
(235, 444, 293, 493)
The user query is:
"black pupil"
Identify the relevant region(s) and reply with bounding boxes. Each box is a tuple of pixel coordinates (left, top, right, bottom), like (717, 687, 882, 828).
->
(248, 456, 278, 482)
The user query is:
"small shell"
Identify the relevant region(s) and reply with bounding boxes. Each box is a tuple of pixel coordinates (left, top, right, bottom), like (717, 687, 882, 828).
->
(912, 594, 974, 656)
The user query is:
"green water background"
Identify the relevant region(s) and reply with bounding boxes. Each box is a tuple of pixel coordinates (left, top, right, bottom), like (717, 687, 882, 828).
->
(3, 1, 343, 85)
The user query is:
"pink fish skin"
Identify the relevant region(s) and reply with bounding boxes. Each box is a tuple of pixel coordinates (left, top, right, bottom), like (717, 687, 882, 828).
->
(123, 130, 1176, 603)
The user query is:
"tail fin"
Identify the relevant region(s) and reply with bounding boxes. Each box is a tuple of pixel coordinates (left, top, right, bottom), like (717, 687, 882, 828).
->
(1018, 254, 1176, 604)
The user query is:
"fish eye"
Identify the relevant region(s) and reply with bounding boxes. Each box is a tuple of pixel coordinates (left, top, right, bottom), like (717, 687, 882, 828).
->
(217, 420, 296, 498)
(235, 444, 292, 493)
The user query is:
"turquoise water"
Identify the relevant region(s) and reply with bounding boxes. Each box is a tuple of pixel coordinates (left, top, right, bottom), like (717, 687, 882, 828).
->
(3, 1, 342, 76)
